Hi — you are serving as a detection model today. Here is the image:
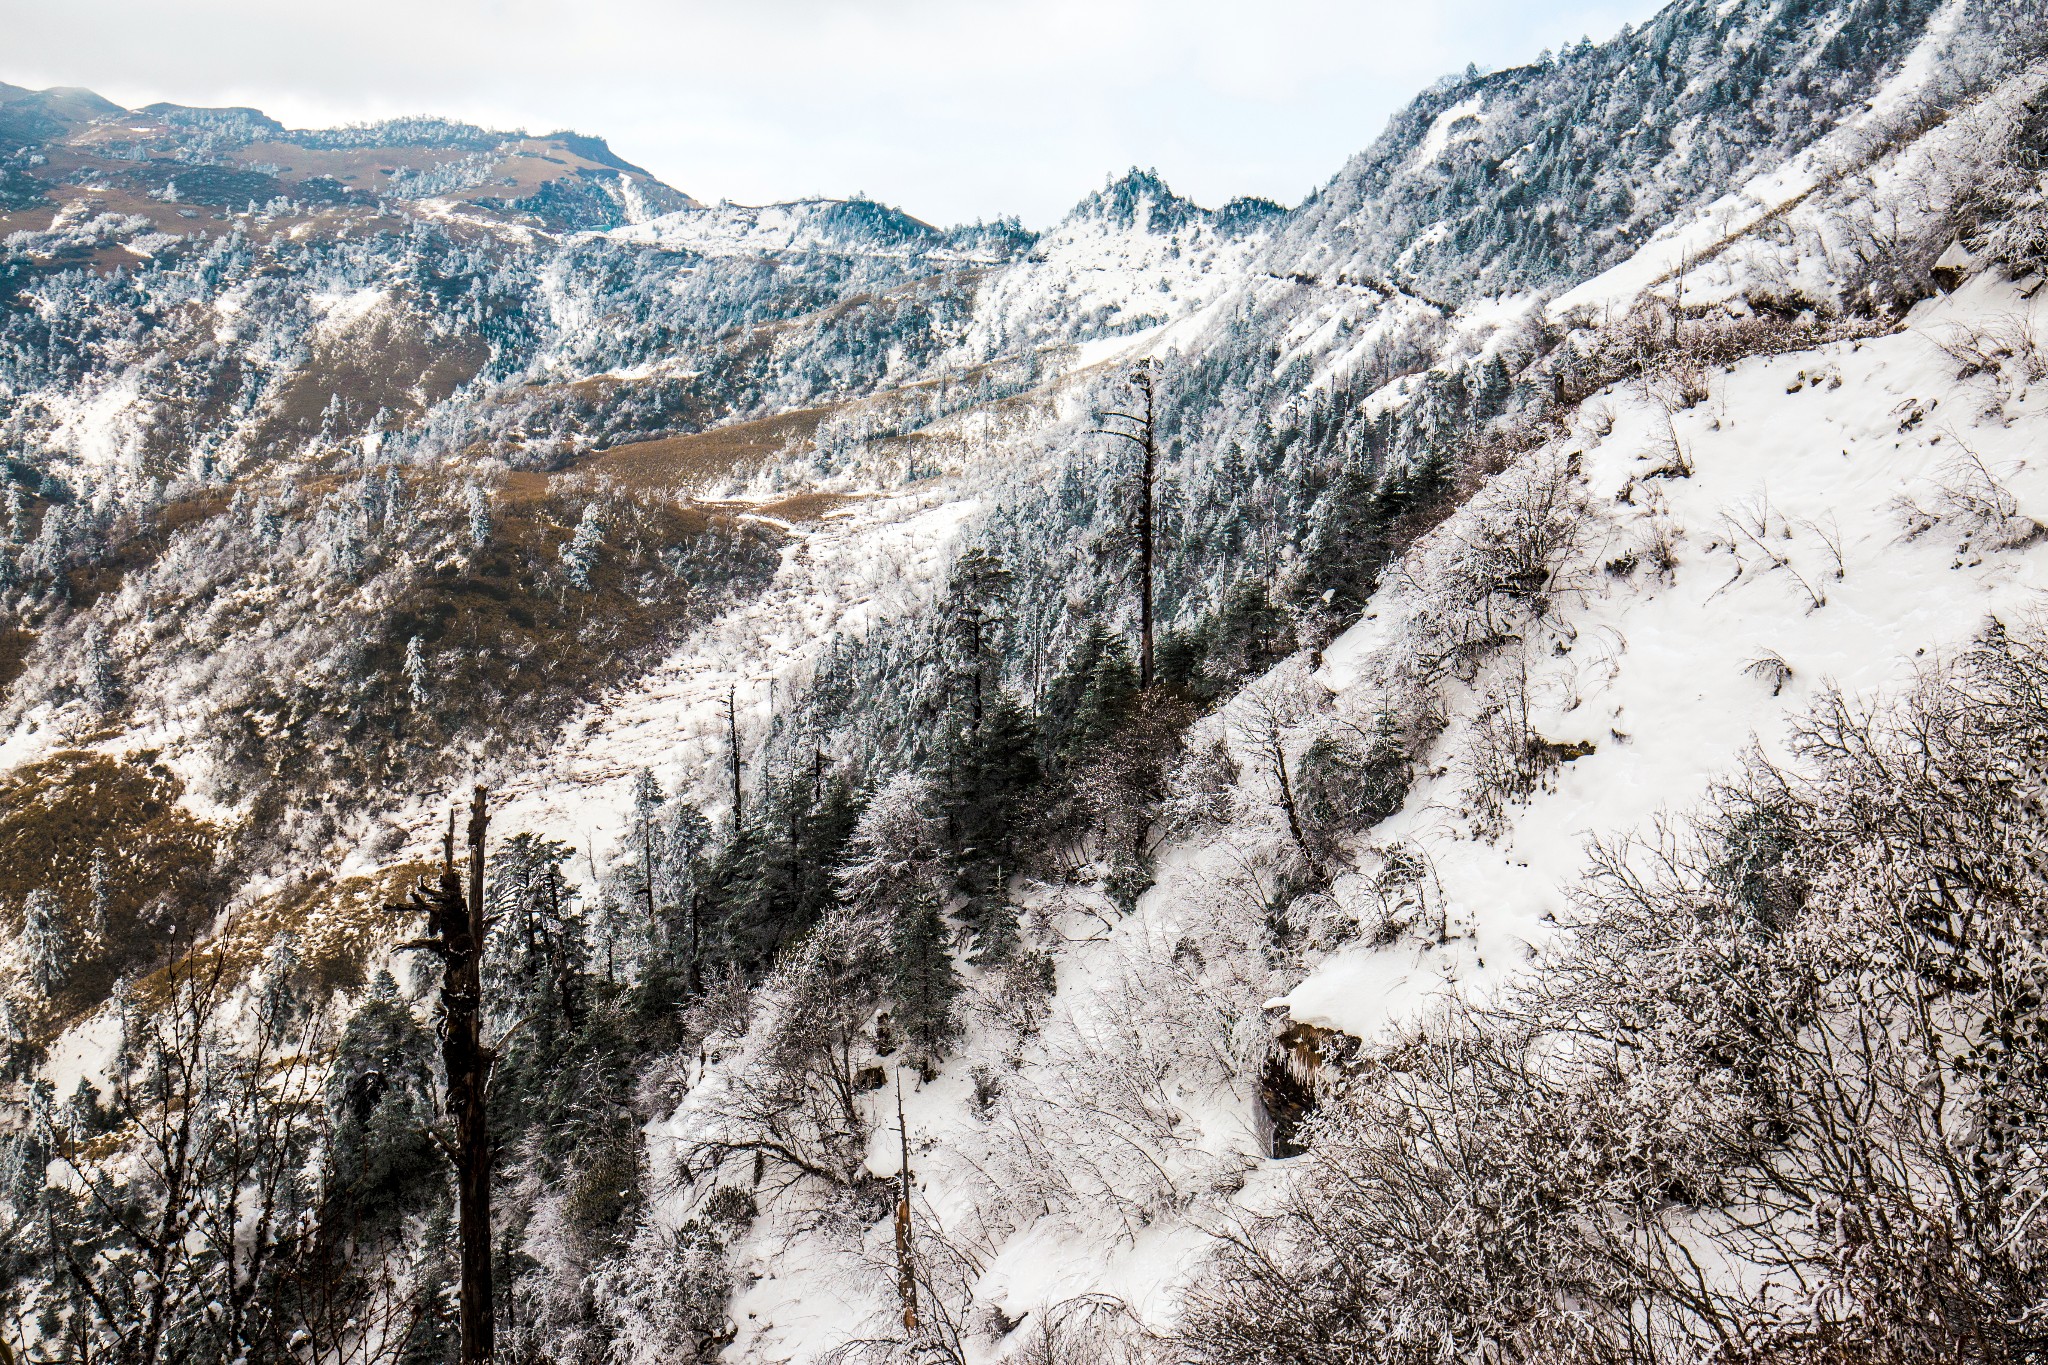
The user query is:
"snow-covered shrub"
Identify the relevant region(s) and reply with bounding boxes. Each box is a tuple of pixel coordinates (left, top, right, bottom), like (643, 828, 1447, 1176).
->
(678, 905, 899, 1206)
(955, 860, 1272, 1248)
(1006, 1297, 1154, 1365)
(1180, 619, 2048, 1364)
(1294, 712, 1413, 858)
(1225, 660, 1324, 867)
(1932, 312, 2048, 387)
(1375, 444, 1595, 697)
(1895, 437, 2043, 551)
(1333, 444, 1597, 838)
(1453, 650, 1595, 840)
(1966, 86, 2048, 278)
(1161, 735, 1238, 836)
(592, 1216, 739, 1364)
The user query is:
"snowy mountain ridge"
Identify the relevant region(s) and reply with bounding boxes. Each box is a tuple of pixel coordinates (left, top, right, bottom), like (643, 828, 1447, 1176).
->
(5, 0, 2048, 1361)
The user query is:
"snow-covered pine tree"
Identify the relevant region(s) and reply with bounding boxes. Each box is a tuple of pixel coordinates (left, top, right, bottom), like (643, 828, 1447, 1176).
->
(20, 888, 72, 999)
(78, 622, 119, 714)
(405, 635, 430, 707)
(87, 849, 112, 941)
(561, 503, 603, 590)
(464, 482, 491, 548)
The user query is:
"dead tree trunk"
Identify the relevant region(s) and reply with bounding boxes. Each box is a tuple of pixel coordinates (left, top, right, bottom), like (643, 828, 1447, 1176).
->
(1094, 358, 1158, 689)
(724, 686, 744, 836)
(895, 1075, 918, 1336)
(395, 788, 496, 1365)
(1138, 367, 1155, 691)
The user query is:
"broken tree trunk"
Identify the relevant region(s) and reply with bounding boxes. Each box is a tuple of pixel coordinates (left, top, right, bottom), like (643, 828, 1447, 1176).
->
(896, 1074, 917, 1336)
(1092, 358, 1159, 689)
(395, 787, 496, 1364)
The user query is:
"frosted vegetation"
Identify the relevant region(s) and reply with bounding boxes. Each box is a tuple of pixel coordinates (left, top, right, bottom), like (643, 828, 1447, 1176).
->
(4, 1, 2048, 1362)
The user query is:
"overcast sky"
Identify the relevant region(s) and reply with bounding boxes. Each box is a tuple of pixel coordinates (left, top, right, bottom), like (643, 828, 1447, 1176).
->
(8, 0, 1669, 228)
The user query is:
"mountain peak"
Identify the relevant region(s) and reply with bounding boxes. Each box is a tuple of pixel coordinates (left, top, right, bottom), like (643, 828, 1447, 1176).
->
(1068, 166, 1199, 232)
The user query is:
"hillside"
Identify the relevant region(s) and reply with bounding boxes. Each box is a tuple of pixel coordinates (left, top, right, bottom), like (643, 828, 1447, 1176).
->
(5, 0, 2048, 1361)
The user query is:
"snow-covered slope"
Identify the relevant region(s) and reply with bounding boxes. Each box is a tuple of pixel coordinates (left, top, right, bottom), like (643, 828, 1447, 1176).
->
(1268, 0, 2038, 301)
(1291, 266, 2048, 1037)
(594, 38, 2048, 1349)
(8, 2, 2048, 1360)
(650, 248, 2048, 1365)
(950, 170, 1283, 364)
(607, 196, 1027, 265)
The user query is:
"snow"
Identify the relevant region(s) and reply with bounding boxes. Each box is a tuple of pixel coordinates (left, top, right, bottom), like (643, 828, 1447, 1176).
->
(1409, 95, 1486, 169)
(310, 286, 388, 339)
(1068, 324, 1166, 372)
(441, 489, 985, 872)
(948, 191, 1275, 367)
(1290, 270, 2048, 1041)
(1861, 0, 1970, 125)
(652, 832, 1274, 1361)
(39, 1008, 122, 1098)
(412, 197, 540, 245)
(44, 369, 147, 473)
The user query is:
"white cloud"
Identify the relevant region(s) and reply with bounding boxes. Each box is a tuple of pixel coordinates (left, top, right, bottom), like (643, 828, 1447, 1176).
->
(6, 0, 1663, 226)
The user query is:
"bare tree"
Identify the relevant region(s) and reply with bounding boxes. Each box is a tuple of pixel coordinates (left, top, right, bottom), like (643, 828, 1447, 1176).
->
(31, 945, 333, 1364)
(724, 685, 744, 835)
(1094, 358, 1160, 690)
(1228, 665, 1318, 866)
(393, 787, 498, 1365)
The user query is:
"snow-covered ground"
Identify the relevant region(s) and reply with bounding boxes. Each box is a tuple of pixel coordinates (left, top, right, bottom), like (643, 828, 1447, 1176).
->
(638, 260, 2048, 1361)
(463, 488, 985, 872)
(947, 182, 1277, 367)
(1291, 268, 2048, 1039)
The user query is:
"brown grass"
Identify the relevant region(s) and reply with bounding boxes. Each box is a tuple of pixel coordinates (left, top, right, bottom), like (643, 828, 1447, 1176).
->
(64, 488, 232, 610)
(457, 138, 634, 200)
(0, 750, 225, 1022)
(232, 142, 460, 183)
(126, 861, 434, 1015)
(0, 626, 32, 700)
(249, 313, 490, 463)
(211, 482, 783, 803)
(583, 404, 834, 492)
(745, 490, 864, 523)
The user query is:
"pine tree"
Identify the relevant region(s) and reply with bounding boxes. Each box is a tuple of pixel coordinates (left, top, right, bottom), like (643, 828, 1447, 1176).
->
(1038, 622, 1117, 761)
(464, 483, 491, 549)
(945, 548, 1012, 734)
(252, 495, 282, 549)
(88, 849, 113, 941)
(21, 888, 71, 999)
(78, 622, 119, 714)
(1071, 635, 1140, 756)
(560, 503, 603, 590)
(1477, 350, 1514, 414)
(650, 797, 713, 993)
(404, 635, 430, 708)
(943, 696, 1041, 961)
(888, 890, 959, 1076)
(487, 832, 587, 1024)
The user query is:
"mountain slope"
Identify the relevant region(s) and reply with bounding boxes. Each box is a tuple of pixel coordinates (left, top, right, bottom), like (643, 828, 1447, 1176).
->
(1270, 0, 2044, 301)
(4, 2, 2048, 1361)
